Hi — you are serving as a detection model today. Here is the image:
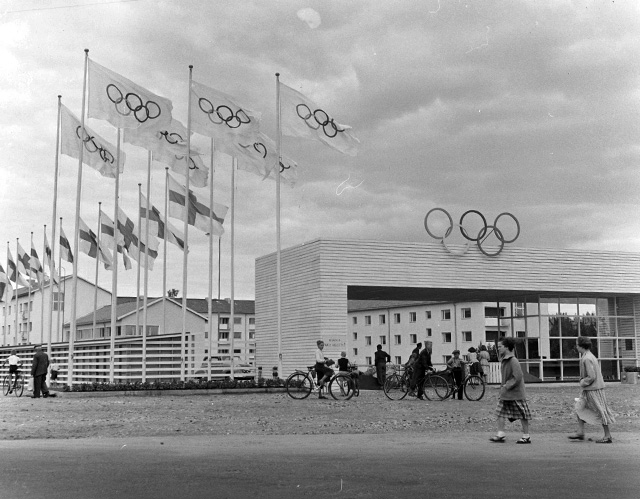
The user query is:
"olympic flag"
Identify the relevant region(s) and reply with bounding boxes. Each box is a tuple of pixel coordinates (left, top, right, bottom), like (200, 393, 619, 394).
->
(139, 193, 186, 251)
(279, 82, 359, 156)
(88, 58, 173, 130)
(123, 119, 209, 188)
(190, 80, 261, 142)
(216, 132, 298, 187)
(60, 104, 125, 178)
(167, 174, 227, 235)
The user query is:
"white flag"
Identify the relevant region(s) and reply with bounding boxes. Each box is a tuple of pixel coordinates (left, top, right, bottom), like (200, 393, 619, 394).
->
(279, 82, 359, 156)
(216, 132, 298, 187)
(191, 80, 261, 142)
(167, 174, 227, 235)
(140, 193, 186, 251)
(88, 58, 173, 129)
(123, 119, 209, 188)
(60, 104, 125, 178)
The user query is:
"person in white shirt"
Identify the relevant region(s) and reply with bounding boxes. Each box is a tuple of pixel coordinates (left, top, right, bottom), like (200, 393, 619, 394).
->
(314, 340, 334, 399)
(5, 350, 22, 394)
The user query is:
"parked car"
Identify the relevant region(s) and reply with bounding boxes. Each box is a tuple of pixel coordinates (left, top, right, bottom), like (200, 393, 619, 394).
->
(193, 356, 254, 380)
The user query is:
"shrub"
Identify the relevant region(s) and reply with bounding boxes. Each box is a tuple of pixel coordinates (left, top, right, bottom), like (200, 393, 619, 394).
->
(66, 377, 285, 392)
(623, 366, 640, 372)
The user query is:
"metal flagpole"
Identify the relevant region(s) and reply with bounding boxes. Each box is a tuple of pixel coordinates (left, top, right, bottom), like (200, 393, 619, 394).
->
(275, 73, 283, 378)
(40, 226, 46, 344)
(181, 65, 193, 381)
(15, 239, 20, 347)
(4, 242, 9, 345)
(27, 234, 32, 344)
(57, 217, 63, 343)
(92, 203, 102, 339)
(135, 183, 142, 342)
(48, 96, 62, 356)
(162, 167, 169, 335)
(207, 138, 214, 381)
(68, 49, 90, 388)
(230, 157, 236, 379)
(142, 151, 152, 382)
(109, 128, 121, 384)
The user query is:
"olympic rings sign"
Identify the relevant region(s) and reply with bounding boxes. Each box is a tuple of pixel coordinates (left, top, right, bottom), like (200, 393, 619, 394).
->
(296, 104, 345, 138)
(75, 126, 115, 164)
(424, 208, 520, 257)
(106, 84, 161, 123)
(198, 98, 251, 129)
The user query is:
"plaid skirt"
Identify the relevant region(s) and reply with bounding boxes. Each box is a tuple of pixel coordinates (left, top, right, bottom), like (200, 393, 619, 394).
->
(578, 389, 616, 426)
(496, 399, 532, 422)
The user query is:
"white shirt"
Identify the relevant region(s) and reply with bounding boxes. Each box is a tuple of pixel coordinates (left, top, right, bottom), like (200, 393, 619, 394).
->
(8, 355, 19, 366)
(315, 349, 325, 364)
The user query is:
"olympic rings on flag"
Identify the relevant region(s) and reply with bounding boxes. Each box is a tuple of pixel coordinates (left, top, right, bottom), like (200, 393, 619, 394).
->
(198, 98, 251, 129)
(75, 126, 115, 164)
(106, 84, 161, 123)
(239, 141, 268, 159)
(296, 104, 345, 138)
(174, 154, 200, 170)
(424, 208, 520, 257)
(159, 130, 185, 145)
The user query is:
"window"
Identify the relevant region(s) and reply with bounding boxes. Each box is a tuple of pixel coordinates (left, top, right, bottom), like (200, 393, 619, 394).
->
(426, 328, 432, 337)
(234, 331, 241, 339)
(218, 349, 229, 354)
(441, 309, 451, 320)
(442, 332, 452, 343)
(426, 311, 431, 319)
(147, 326, 159, 336)
(394, 335, 401, 345)
(353, 317, 357, 325)
(625, 339, 633, 351)
(365, 356, 372, 365)
(353, 332, 358, 340)
(516, 331, 526, 338)
(219, 317, 229, 328)
(249, 331, 255, 339)
(53, 292, 64, 311)
(365, 336, 371, 346)
(233, 349, 241, 354)
(462, 331, 472, 342)
(410, 334, 417, 344)
(353, 348, 358, 356)
(379, 314, 386, 325)
(484, 307, 505, 318)
(219, 331, 229, 341)
(514, 303, 525, 317)
(395, 356, 402, 364)
(393, 313, 400, 324)
(379, 336, 386, 345)
(461, 308, 471, 319)
(234, 317, 242, 325)
(485, 331, 506, 343)
(365, 316, 371, 326)
(249, 317, 255, 326)
(409, 312, 417, 322)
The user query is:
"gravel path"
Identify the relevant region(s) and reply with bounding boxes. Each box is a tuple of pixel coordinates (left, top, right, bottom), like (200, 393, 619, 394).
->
(1, 384, 638, 440)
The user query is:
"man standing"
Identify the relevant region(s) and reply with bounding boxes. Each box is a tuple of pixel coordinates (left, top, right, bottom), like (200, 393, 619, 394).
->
(374, 344, 391, 387)
(31, 345, 55, 399)
(410, 341, 433, 399)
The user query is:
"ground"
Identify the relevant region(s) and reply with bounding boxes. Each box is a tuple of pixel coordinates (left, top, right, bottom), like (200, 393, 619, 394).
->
(1, 383, 638, 440)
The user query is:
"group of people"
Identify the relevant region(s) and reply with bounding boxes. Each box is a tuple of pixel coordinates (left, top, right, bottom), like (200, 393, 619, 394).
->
(4, 345, 58, 398)
(314, 336, 616, 444)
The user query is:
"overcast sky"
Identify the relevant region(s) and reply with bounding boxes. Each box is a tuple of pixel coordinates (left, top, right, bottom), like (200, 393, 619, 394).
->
(1, 0, 639, 301)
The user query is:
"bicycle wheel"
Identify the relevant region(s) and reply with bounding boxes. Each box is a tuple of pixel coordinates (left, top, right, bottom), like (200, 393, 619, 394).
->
(383, 373, 408, 401)
(285, 372, 312, 400)
(13, 375, 24, 397)
(2, 376, 10, 396)
(464, 375, 486, 401)
(329, 373, 354, 401)
(423, 375, 449, 401)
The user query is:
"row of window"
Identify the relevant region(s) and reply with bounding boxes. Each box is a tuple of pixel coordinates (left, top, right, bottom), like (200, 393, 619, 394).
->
(353, 330, 475, 346)
(219, 317, 255, 326)
(205, 331, 256, 340)
(354, 307, 478, 325)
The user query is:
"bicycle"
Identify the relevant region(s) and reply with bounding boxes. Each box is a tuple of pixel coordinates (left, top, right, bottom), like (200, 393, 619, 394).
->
(383, 365, 448, 401)
(2, 371, 25, 397)
(441, 367, 486, 401)
(285, 366, 356, 401)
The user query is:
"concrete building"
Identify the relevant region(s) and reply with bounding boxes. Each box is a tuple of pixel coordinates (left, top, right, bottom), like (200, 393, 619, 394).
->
(255, 239, 640, 381)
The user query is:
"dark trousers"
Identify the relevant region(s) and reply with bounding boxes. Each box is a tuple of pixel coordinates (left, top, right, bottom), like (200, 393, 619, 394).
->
(452, 368, 464, 399)
(411, 367, 425, 397)
(376, 364, 386, 386)
(33, 374, 49, 398)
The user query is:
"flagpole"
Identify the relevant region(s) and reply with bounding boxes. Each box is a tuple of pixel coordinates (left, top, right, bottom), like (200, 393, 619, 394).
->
(15, 239, 19, 347)
(92, 203, 102, 340)
(4, 242, 9, 345)
(57, 217, 63, 343)
(68, 49, 89, 388)
(27, 234, 32, 344)
(207, 138, 215, 381)
(110, 128, 121, 384)
(135, 183, 142, 343)
(142, 152, 152, 382)
(40, 226, 46, 344)
(275, 73, 283, 378)
(48, 96, 62, 355)
(181, 65, 193, 381)
(230, 157, 236, 379)
(163, 167, 169, 335)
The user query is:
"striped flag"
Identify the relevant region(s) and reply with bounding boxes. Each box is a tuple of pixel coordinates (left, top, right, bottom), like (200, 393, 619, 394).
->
(44, 233, 59, 284)
(59, 227, 74, 264)
(99, 210, 132, 271)
(139, 193, 185, 251)
(7, 249, 28, 287)
(0, 263, 11, 301)
(88, 58, 173, 130)
(279, 81, 359, 156)
(30, 242, 44, 288)
(167, 174, 227, 235)
(16, 242, 30, 276)
(78, 217, 113, 267)
(117, 208, 159, 270)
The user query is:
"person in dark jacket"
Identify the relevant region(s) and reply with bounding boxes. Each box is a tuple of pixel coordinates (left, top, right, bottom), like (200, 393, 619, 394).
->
(374, 344, 391, 387)
(31, 345, 55, 399)
(410, 341, 433, 399)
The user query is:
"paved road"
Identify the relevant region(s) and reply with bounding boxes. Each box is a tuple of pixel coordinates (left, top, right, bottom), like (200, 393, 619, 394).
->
(1, 432, 639, 498)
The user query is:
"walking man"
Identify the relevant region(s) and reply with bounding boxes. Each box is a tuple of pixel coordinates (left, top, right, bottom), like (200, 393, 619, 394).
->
(374, 344, 391, 387)
(410, 341, 433, 399)
(31, 345, 55, 399)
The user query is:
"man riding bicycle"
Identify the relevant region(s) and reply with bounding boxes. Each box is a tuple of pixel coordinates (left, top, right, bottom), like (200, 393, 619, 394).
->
(314, 340, 334, 400)
(410, 341, 433, 400)
(5, 350, 22, 394)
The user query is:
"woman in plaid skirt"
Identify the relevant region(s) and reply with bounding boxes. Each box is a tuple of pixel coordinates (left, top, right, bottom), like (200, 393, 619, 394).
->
(490, 337, 532, 444)
(568, 336, 615, 443)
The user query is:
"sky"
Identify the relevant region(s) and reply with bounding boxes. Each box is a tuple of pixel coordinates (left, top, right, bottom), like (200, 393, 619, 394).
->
(1, 0, 639, 301)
